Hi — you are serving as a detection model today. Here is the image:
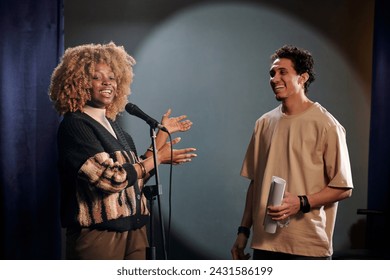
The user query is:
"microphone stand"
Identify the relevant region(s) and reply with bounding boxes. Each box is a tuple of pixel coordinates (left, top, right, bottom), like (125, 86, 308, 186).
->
(143, 127, 167, 260)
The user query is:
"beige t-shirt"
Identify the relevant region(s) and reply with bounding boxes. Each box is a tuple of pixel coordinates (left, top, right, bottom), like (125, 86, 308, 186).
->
(241, 102, 353, 257)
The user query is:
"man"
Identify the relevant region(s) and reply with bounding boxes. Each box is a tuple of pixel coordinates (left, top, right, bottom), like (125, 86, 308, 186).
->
(231, 45, 353, 260)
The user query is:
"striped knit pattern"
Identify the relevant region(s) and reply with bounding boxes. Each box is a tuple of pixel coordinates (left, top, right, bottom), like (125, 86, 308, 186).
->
(58, 111, 149, 229)
(77, 150, 149, 227)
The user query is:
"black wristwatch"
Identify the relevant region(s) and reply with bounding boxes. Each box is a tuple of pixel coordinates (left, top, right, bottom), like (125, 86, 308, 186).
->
(298, 195, 311, 213)
(237, 226, 250, 238)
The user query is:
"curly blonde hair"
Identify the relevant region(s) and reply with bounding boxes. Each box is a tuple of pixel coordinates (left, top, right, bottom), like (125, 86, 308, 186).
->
(49, 42, 136, 120)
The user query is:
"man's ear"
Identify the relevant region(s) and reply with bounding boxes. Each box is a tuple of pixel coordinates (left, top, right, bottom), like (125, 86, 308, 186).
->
(299, 72, 309, 85)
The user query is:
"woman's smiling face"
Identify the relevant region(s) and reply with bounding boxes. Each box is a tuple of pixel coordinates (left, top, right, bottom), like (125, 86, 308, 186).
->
(89, 63, 117, 108)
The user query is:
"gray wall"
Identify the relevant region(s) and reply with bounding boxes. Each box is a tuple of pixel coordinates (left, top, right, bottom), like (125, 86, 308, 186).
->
(65, 0, 374, 259)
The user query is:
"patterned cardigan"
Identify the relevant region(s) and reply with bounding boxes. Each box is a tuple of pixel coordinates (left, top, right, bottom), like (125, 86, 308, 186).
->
(57, 111, 149, 231)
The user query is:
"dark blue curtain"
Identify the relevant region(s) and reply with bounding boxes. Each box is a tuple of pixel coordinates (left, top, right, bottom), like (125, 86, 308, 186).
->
(0, 0, 63, 259)
(367, 0, 390, 253)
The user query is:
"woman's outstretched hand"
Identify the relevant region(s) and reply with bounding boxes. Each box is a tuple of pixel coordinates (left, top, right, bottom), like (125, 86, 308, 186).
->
(158, 137, 197, 165)
(161, 109, 193, 134)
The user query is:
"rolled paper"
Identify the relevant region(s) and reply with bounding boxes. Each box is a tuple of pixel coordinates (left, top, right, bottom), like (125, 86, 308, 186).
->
(264, 176, 286, 234)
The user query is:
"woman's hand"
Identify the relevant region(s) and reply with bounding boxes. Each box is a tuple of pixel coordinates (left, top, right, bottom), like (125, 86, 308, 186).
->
(157, 137, 197, 164)
(161, 109, 192, 134)
(144, 109, 194, 160)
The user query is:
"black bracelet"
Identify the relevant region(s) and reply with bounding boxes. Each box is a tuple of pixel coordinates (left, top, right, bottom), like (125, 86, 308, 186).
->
(298, 195, 311, 213)
(237, 226, 250, 238)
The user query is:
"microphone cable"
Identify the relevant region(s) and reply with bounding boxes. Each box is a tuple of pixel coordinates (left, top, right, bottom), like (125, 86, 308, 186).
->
(166, 131, 173, 259)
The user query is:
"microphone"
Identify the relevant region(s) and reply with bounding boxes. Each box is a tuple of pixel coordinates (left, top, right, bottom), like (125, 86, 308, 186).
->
(125, 103, 168, 132)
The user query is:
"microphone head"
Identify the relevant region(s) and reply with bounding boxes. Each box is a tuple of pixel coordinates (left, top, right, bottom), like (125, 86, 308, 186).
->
(125, 102, 138, 115)
(125, 102, 150, 122)
(125, 102, 158, 126)
(125, 102, 168, 133)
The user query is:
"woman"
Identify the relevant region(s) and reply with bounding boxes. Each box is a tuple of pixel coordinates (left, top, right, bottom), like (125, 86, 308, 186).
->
(49, 42, 197, 259)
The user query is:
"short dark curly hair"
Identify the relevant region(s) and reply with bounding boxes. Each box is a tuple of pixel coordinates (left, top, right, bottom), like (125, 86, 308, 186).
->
(271, 45, 316, 93)
(49, 42, 135, 120)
